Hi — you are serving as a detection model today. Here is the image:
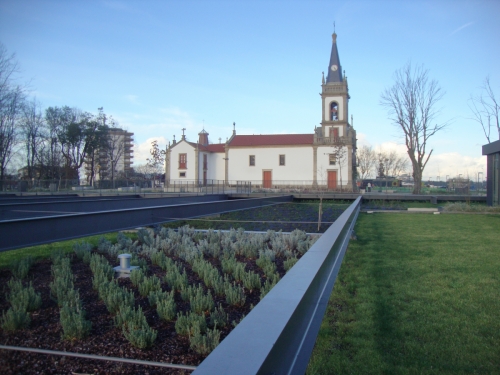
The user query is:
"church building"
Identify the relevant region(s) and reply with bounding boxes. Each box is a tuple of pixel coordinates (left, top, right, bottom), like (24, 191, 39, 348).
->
(165, 32, 357, 190)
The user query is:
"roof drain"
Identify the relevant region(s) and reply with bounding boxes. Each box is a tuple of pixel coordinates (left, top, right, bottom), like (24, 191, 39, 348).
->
(113, 253, 138, 278)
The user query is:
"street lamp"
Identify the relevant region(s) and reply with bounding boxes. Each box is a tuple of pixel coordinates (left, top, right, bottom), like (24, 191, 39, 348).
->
(478, 172, 483, 195)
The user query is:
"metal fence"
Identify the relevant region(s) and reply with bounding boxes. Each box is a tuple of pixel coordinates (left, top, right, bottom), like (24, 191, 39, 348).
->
(0, 179, 485, 196)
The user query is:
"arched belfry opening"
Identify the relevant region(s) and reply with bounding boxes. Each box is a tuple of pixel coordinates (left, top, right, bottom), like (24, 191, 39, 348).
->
(330, 102, 339, 121)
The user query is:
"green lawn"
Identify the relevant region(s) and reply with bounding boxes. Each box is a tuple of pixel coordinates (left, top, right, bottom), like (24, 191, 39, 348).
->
(0, 232, 137, 269)
(307, 213, 500, 375)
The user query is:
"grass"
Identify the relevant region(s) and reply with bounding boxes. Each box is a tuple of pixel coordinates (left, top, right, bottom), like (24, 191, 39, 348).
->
(0, 232, 138, 269)
(307, 213, 500, 375)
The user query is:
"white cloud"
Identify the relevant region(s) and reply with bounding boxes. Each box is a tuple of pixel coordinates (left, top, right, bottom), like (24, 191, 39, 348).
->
(356, 136, 486, 181)
(134, 136, 168, 166)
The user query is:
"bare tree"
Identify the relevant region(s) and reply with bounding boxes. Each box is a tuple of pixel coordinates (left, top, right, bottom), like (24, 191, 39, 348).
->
(468, 76, 499, 143)
(380, 63, 446, 194)
(103, 129, 125, 188)
(331, 139, 348, 192)
(147, 140, 166, 188)
(20, 98, 45, 179)
(357, 145, 376, 180)
(0, 44, 25, 184)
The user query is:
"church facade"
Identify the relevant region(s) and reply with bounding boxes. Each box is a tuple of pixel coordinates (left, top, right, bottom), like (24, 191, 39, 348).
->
(165, 32, 357, 190)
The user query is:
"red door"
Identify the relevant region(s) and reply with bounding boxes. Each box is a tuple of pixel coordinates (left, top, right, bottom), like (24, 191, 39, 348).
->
(263, 171, 272, 188)
(328, 171, 337, 189)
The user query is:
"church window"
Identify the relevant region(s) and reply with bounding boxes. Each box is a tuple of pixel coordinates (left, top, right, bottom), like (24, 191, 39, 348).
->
(329, 154, 336, 165)
(249, 155, 255, 166)
(179, 172, 186, 177)
(330, 102, 339, 121)
(279, 155, 285, 166)
(179, 154, 187, 169)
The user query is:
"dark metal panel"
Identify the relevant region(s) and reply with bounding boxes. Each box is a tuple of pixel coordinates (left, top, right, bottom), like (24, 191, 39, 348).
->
(482, 139, 500, 155)
(0, 195, 228, 221)
(0, 196, 292, 252)
(193, 197, 361, 375)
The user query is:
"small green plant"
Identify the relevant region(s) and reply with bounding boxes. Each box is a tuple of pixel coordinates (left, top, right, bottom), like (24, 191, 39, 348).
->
(156, 291, 176, 321)
(189, 325, 221, 355)
(260, 274, 280, 300)
(138, 275, 162, 297)
(130, 268, 145, 287)
(164, 267, 188, 291)
(225, 283, 246, 306)
(209, 304, 228, 328)
(242, 271, 261, 291)
(73, 241, 92, 264)
(103, 283, 135, 314)
(9, 256, 34, 279)
(180, 284, 204, 302)
(7, 279, 42, 312)
(175, 311, 207, 336)
(122, 324, 158, 349)
(190, 288, 215, 314)
(60, 303, 92, 340)
(284, 256, 298, 272)
(1, 308, 30, 331)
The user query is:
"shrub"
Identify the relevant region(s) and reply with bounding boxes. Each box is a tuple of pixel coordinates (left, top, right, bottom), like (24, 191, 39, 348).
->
(180, 284, 204, 302)
(190, 288, 215, 314)
(209, 304, 228, 328)
(97, 236, 112, 253)
(73, 241, 92, 263)
(60, 303, 91, 340)
(157, 291, 176, 321)
(260, 275, 280, 300)
(175, 311, 207, 336)
(122, 324, 157, 349)
(225, 283, 246, 306)
(242, 271, 261, 292)
(1, 308, 30, 331)
(189, 325, 221, 355)
(7, 280, 42, 312)
(284, 256, 298, 272)
(103, 284, 135, 314)
(138, 275, 162, 297)
(51, 249, 66, 265)
(232, 262, 246, 282)
(221, 256, 237, 275)
(164, 268, 188, 291)
(10, 256, 34, 279)
(50, 258, 75, 306)
(148, 289, 167, 307)
(115, 304, 146, 328)
(130, 269, 145, 287)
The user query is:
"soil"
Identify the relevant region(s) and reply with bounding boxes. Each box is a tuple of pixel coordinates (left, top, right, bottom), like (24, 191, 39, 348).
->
(0, 248, 280, 375)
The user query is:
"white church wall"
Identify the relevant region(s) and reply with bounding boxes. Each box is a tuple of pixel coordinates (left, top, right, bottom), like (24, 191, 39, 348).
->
(228, 146, 313, 182)
(207, 152, 225, 181)
(317, 145, 350, 185)
(170, 141, 196, 180)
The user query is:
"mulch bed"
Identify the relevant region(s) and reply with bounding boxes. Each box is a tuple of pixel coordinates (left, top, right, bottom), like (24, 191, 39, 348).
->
(0, 248, 281, 374)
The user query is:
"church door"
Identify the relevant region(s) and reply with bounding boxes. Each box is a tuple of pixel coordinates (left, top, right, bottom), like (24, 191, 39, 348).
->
(327, 171, 337, 189)
(263, 171, 272, 188)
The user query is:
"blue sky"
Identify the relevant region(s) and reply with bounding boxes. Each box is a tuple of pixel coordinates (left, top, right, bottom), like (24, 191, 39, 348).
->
(1, 0, 499, 180)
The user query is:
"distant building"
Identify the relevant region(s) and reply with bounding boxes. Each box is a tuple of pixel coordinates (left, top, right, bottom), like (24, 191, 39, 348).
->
(85, 128, 134, 183)
(165, 32, 357, 190)
(482, 140, 500, 206)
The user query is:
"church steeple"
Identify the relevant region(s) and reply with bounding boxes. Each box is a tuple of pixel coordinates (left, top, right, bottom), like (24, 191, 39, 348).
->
(326, 33, 343, 83)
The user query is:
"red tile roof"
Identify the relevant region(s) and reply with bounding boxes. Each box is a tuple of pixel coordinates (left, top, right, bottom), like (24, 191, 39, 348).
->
(186, 141, 226, 153)
(229, 134, 314, 147)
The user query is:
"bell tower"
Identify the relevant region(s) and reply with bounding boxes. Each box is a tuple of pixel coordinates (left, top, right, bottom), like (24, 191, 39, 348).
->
(318, 32, 350, 141)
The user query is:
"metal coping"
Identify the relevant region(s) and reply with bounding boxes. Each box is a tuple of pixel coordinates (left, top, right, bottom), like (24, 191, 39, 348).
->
(193, 196, 361, 375)
(0, 345, 196, 371)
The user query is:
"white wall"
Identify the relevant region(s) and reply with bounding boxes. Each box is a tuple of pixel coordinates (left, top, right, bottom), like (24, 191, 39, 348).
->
(316, 145, 349, 185)
(169, 141, 196, 180)
(197, 151, 226, 181)
(228, 146, 313, 182)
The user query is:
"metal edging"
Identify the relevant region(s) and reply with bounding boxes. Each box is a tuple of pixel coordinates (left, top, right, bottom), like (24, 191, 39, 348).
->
(0, 345, 197, 371)
(192, 197, 361, 375)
